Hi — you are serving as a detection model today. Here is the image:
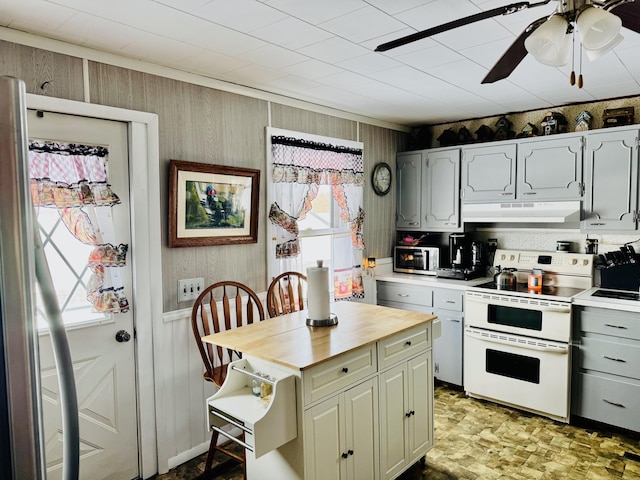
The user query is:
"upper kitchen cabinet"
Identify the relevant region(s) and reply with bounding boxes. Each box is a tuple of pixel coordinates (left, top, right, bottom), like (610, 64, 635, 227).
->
(582, 127, 639, 232)
(422, 148, 462, 231)
(517, 135, 583, 200)
(461, 143, 516, 202)
(396, 151, 423, 229)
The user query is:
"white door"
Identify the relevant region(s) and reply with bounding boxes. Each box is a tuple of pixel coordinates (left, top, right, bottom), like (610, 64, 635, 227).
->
(28, 110, 139, 480)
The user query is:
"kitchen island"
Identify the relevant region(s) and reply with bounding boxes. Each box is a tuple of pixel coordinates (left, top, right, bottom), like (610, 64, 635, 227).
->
(202, 301, 439, 480)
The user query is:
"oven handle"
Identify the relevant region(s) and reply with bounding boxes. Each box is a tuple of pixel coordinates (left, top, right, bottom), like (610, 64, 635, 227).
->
(466, 295, 571, 313)
(464, 328, 569, 353)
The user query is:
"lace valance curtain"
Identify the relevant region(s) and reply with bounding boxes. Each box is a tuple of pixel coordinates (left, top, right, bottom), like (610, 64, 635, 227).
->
(269, 134, 365, 300)
(28, 140, 129, 313)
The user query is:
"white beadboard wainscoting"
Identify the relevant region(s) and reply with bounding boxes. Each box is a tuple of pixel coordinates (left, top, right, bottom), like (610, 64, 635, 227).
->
(156, 292, 269, 472)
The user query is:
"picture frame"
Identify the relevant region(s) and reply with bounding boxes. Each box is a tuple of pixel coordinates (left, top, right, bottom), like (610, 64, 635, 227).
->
(168, 160, 260, 247)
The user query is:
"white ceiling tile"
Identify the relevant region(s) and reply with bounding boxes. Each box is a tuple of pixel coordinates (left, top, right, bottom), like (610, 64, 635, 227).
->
(251, 17, 332, 50)
(193, 0, 287, 33)
(279, 59, 344, 80)
(54, 13, 145, 50)
(260, 0, 364, 24)
(151, 0, 213, 13)
(236, 43, 307, 69)
(1, 0, 76, 31)
(395, 44, 464, 70)
(366, 0, 437, 16)
(264, 75, 323, 93)
(335, 52, 403, 75)
(217, 63, 285, 84)
(180, 24, 267, 56)
(178, 49, 250, 75)
(319, 5, 408, 44)
(297, 37, 370, 63)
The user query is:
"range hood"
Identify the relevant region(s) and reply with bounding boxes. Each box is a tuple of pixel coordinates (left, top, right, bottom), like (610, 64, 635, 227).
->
(463, 201, 581, 223)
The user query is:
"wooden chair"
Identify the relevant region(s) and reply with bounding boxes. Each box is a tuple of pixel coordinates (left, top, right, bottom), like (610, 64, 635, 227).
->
(266, 272, 307, 317)
(190, 281, 265, 479)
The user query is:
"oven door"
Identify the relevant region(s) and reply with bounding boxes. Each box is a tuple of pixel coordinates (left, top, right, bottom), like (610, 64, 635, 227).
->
(465, 291, 571, 342)
(463, 326, 570, 422)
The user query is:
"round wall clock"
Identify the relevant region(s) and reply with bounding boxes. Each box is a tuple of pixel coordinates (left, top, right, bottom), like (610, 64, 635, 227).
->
(372, 162, 392, 196)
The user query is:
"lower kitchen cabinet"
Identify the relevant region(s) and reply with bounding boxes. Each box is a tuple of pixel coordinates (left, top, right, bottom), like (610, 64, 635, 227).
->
(376, 280, 433, 314)
(379, 352, 432, 480)
(304, 378, 379, 480)
(432, 288, 464, 386)
(571, 306, 640, 432)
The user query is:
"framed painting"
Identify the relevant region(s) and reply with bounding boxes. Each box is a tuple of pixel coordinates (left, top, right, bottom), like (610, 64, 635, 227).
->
(168, 160, 260, 247)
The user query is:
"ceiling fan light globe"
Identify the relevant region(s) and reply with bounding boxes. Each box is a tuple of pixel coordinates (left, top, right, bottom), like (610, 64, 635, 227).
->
(525, 15, 571, 66)
(577, 6, 622, 50)
(585, 33, 624, 61)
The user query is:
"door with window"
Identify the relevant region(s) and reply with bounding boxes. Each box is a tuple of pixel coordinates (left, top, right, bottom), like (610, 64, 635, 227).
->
(28, 110, 139, 480)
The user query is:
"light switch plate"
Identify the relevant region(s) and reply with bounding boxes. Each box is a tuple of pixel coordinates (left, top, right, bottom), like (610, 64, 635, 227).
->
(178, 278, 204, 302)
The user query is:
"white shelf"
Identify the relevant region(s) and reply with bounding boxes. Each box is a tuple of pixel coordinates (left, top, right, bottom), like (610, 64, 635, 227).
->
(207, 358, 297, 458)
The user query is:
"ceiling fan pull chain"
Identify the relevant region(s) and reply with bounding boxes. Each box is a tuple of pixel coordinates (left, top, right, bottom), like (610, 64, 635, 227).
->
(570, 30, 576, 86)
(578, 43, 584, 88)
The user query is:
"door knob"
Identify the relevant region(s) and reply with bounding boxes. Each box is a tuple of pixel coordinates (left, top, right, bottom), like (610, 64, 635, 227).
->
(115, 330, 131, 343)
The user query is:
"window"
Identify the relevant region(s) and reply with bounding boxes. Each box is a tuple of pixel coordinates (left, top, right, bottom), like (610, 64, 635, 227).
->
(267, 128, 365, 300)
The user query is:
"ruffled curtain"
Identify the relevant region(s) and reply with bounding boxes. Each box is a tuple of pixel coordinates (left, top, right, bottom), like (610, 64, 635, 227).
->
(28, 140, 129, 313)
(269, 135, 365, 300)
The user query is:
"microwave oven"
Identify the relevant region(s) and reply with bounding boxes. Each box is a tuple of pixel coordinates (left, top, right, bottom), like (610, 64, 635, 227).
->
(394, 246, 443, 275)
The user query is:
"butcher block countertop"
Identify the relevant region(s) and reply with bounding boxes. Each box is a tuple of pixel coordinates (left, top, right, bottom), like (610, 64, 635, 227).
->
(202, 301, 437, 371)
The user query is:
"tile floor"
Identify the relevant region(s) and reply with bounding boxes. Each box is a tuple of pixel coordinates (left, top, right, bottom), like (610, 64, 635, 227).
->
(154, 383, 640, 480)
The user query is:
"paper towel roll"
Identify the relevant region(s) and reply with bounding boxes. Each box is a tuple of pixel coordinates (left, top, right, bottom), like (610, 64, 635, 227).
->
(307, 261, 330, 320)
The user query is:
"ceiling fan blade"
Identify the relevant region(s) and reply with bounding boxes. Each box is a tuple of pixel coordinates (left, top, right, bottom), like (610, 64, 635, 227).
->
(481, 17, 548, 84)
(375, 1, 543, 52)
(609, 1, 640, 34)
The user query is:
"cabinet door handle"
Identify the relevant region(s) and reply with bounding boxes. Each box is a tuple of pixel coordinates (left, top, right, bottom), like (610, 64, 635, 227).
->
(348, 450, 354, 456)
(409, 222, 419, 226)
(447, 318, 461, 323)
(405, 341, 412, 346)
(397, 293, 410, 297)
(445, 300, 455, 303)
(588, 223, 606, 226)
(342, 367, 349, 373)
(603, 355, 626, 363)
(604, 324, 628, 330)
(342, 452, 349, 459)
(522, 192, 536, 195)
(405, 411, 412, 417)
(498, 192, 513, 196)
(603, 399, 626, 408)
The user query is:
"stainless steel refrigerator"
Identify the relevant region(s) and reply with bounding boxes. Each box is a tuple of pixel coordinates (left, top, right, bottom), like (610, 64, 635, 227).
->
(0, 76, 79, 480)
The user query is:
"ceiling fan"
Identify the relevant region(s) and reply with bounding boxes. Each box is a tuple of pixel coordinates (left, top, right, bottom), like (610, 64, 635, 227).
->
(375, 0, 640, 85)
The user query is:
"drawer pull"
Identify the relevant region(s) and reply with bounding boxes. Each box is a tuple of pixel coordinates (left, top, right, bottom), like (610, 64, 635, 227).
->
(604, 324, 628, 330)
(409, 222, 419, 226)
(405, 341, 412, 346)
(603, 355, 626, 363)
(342, 367, 349, 373)
(498, 192, 513, 196)
(603, 399, 626, 408)
(589, 223, 606, 226)
(397, 293, 410, 297)
(522, 192, 537, 195)
(445, 300, 455, 304)
(447, 318, 461, 323)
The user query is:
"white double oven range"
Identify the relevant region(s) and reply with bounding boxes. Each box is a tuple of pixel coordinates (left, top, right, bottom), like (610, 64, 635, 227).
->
(463, 249, 594, 422)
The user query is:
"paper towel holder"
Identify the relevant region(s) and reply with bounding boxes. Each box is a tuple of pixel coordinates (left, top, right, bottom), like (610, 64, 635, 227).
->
(306, 259, 338, 327)
(306, 312, 338, 327)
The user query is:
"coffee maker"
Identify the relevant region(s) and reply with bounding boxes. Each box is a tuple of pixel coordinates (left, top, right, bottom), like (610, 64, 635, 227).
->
(436, 233, 485, 280)
(449, 233, 471, 268)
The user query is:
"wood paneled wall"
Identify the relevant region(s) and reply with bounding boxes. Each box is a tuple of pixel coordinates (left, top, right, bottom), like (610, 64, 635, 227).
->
(0, 38, 406, 314)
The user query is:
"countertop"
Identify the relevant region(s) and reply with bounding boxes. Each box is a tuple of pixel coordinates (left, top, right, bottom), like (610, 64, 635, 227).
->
(573, 286, 640, 313)
(375, 272, 493, 290)
(201, 301, 437, 371)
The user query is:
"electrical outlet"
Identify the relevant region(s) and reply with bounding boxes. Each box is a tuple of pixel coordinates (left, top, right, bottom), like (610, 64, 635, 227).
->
(178, 278, 205, 302)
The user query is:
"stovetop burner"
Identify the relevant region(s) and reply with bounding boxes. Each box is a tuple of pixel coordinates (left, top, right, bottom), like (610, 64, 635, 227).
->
(472, 281, 585, 300)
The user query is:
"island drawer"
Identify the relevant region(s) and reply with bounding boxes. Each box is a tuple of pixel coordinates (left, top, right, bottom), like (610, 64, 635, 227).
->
(377, 281, 433, 308)
(577, 307, 640, 340)
(578, 337, 640, 380)
(303, 344, 377, 405)
(572, 371, 640, 432)
(378, 324, 431, 370)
